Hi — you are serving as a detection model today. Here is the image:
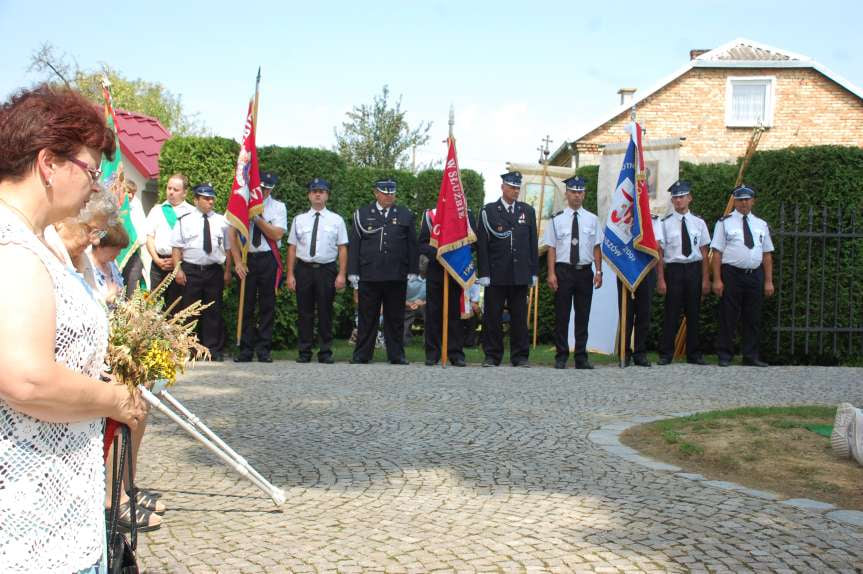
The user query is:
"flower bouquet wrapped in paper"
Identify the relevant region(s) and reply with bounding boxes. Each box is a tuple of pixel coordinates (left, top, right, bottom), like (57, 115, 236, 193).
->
(106, 267, 210, 392)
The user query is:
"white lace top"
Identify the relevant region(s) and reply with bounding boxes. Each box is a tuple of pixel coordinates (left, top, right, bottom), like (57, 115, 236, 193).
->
(0, 210, 109, 573)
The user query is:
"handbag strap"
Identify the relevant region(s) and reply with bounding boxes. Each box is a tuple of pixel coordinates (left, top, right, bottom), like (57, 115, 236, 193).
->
(121, 424, 138, 550)
(106, 424, 138, 565)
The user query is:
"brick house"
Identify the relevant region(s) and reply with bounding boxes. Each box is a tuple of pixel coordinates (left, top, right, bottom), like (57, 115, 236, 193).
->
(549, 38, 863, 167)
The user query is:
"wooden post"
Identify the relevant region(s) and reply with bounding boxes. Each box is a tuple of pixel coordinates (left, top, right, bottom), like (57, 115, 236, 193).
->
(532, 136, 552, 348)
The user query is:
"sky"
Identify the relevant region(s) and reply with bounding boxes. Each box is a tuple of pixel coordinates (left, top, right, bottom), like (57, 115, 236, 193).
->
(1, 0, 861, 201)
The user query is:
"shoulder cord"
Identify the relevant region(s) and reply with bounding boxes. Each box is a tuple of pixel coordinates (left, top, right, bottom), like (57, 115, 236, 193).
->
(354, 210, 385, 251)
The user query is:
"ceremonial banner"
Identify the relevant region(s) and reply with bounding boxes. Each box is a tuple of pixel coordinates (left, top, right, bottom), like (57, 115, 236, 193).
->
(430, 138, 476, 288)
(99, 80, 138, 271)
(226, 100, 263, 242)
(601, 122, 659, 291)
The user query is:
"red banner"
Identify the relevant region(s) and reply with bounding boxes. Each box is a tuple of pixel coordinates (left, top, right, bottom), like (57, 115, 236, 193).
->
(226, 100, 263, 242)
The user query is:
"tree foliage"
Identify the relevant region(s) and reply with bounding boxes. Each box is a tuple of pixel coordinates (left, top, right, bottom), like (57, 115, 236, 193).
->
(334, 85, 431, 170)
(28, 43, 206, 136)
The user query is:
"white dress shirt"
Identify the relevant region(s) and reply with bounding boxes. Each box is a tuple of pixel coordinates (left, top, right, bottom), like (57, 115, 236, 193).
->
(287, 207, 348, 264)
(146, 201, 194, 256)
(170, 209, 230, 265)
(248, 195, 288, 253)
(710, 209, 774, 269)
(542, 207, 602, 265)
(661, 210, 711, 263)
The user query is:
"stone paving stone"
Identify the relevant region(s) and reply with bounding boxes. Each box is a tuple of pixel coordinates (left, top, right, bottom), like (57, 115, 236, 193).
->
(132, 362, 863, 572)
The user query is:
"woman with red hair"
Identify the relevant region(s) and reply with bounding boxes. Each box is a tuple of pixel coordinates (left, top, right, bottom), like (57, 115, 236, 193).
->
(0, 85, 147, 573)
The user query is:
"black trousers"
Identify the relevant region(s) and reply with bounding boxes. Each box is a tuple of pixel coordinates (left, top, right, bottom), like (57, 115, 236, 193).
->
(121, 249, 144, 298)
(660, 261, 703, 361)
(718, 264, 764, 362)
(617, 270, 656, 359)
(553, 263, 594, 363)
(150, 260, 183, 316)
(462, 314, 481, 347)
(295, 260, 337, 360)
(482, 284, 529, 365)
(239, 252, 278, 358)
(180, 262, 224, 354)
(424, 274, 465, 363)
(354, 280, 407, 363)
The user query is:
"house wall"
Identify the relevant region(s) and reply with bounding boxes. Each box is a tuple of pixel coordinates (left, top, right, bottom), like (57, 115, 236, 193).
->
(576, 67, 863, 165)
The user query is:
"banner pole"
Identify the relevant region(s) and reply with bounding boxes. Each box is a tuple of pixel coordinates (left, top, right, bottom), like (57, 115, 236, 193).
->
(532, 137, 551, 348)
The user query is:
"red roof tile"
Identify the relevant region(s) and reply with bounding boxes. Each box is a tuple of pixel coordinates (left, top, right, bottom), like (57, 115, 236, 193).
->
(115, 110, 171, 179)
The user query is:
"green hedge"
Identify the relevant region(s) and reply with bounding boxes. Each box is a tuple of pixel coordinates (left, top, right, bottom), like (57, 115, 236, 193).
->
(159, 137, 486, 348)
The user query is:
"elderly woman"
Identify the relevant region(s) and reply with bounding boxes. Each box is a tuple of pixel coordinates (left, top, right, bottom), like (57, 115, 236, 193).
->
(0, 85, 147, 573)
(88, 221, 128, 307)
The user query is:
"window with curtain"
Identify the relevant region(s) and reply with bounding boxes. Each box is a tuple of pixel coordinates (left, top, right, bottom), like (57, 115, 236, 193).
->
(725, 77, 775, 127)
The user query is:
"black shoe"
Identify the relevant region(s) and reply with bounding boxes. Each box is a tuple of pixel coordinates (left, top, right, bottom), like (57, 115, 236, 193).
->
(349, 358, 368, 364)
(575, 361, 594, 370)
(449, 358, 467, 367)
(633, 356, 651, 367)
(718, 358, 731, 367)
(210, 353, 223, 362)
(390, 358, 409, 365)
(257, 355, 273, 363)
(482, 359, 497, 367)
(554, 361, 566, 370)
(425, 359, 438, 366)
(318, 356, 334, 364)
(687, 356, 707, 366)
(742, 357, 769, 367)
(657, 357, 672, 366)
(233, 354, 253, 363)
(513, 361, 530, 368)
(295, 356, 311, 364)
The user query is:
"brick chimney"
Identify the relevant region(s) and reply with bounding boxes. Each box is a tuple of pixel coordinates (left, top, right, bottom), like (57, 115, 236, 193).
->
(690, 49, 710, 60)
(617, 88, 636, 106)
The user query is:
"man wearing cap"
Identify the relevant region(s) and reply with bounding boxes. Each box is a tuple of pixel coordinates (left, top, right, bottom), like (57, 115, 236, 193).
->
(543, 176, 603, 370)
(171, 184, 238, 362)
(232, 172, 288, 363)
(145, 173, 194, 311)
(418, 208, 477, 367)
(476, 171, 538, 367)
(617, 211, 665, 367)
(348, 179, 419, 364)
(710, 184, 775, 367)
(657, 180, 711, 365)
(286, 178, 348, 364)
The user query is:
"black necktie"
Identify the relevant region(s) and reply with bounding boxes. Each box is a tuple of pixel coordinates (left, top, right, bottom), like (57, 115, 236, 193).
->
(681, 216, 692, 257)
(570, 212, 579, 265)
(310, 212, 320, 257)
(252, 220, 262, 247)
(381, 208, 387, 220)
(507, 205, 514, 216)
(743, 215, 754, 249)
(203, 213, 212, 254)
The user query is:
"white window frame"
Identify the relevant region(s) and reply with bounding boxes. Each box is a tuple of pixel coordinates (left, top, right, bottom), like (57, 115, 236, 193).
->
(725, 76, 776, 128)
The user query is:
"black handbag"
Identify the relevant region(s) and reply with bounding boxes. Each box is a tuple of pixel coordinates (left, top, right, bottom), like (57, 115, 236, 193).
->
(106, 424, 140, 574)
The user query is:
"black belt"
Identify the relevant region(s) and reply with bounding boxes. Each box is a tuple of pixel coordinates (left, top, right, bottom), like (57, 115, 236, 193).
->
(247, 251, 274, 258)
(297, 259, 335, 269)
(666, 261, 701, 267)
(182, 261, 221, 272)
(723, 263, 762, 275)
(557, 262, 593, 271)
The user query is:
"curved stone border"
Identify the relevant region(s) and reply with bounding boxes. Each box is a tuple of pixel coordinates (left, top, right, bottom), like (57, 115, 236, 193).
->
(589, 415, 863, 529)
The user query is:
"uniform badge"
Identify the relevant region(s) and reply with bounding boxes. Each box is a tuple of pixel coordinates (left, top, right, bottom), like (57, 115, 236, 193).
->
(518, 213, 526, 224)
(497, 225, 504, 232)
(391, 218, 398, 224)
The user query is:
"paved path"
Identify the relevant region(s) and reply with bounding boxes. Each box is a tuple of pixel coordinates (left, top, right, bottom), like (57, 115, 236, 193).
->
(136, 362, 863, 573)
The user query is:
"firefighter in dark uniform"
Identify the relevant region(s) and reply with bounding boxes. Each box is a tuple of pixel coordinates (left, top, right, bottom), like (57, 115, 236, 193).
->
(348, 179, 419, 364)
(656, 180, 711, 365)
(476, 171, 538, 367)
(232, 172, 287, 363)
(543, 176, 603, 370)
(418, 207, 477, 367)
(617, 212, 665, 367)
(710, 184, 775, 367)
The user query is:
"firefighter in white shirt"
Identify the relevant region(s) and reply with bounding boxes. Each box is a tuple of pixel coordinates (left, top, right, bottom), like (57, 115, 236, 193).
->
(145, 172, 194, 311)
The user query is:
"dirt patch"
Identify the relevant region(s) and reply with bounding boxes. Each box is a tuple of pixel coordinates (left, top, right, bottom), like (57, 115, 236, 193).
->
(620, 406, 863, 510)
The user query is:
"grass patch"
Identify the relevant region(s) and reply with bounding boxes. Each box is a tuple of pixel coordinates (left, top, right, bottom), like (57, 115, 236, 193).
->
(620, 405, 863, 511)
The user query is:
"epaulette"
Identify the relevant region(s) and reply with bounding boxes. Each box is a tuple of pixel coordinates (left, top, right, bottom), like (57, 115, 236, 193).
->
(552, 210, 564, 218)
(651, 214, 659, 220)
(719, 214, 731, 221)
(177, 213, 190, 220)
(661, 213, 673, 221)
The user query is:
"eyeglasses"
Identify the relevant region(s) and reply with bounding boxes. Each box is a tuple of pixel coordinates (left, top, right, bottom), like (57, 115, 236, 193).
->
(66, 156, 103, 183)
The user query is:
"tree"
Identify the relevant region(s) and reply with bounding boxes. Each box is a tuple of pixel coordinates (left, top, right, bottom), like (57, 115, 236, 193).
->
(334, 85, 431, 170)
(28, 43, 206, 136)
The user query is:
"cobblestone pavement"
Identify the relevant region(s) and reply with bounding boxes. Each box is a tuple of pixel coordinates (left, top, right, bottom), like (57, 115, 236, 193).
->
(136, 362, 863, 573)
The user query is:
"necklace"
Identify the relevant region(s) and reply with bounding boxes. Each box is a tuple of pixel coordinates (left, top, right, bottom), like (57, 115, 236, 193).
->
(0, 197, 43, 237)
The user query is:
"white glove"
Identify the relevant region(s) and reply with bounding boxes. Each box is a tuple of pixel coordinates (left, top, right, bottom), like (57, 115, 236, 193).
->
(531, 275, 538, 287)
(407, 273, 418, 281)
(477, 277, 490, 287)
(348, 274, 359, 289)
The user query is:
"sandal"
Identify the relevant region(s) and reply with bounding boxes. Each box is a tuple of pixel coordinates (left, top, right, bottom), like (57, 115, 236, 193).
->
(136, 490, 167, 514)
(110, 500, 162, 532)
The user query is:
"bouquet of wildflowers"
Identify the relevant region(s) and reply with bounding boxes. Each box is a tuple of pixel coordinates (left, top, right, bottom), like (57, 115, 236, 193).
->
(106, 266, 210, 392)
